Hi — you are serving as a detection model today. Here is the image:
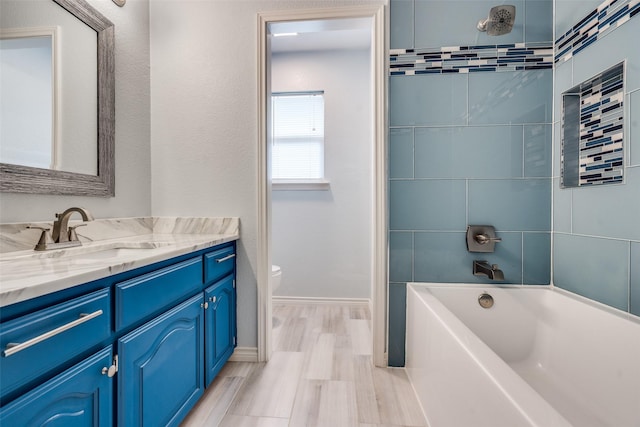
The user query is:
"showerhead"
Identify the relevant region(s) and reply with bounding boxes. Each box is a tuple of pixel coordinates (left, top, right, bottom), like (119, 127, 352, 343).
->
(477, 5, 516, 36)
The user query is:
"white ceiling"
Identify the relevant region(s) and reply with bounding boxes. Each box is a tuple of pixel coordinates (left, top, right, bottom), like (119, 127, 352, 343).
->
(269, 17, 372, 53)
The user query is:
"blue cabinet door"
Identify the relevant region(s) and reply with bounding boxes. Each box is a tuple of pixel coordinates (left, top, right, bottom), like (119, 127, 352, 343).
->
(0, 346, 113, 427)
(204, 275, 236, 386)
(118, 294, 204, 427)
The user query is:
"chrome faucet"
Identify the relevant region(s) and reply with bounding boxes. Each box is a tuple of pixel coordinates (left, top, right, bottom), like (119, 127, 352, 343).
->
(29, 207, 94, 251)
(52, 207, 94, 243)
(473, 260, 505, 281)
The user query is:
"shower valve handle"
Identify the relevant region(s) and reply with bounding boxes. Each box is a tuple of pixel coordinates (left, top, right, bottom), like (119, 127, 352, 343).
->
(475, 233, 502, 245)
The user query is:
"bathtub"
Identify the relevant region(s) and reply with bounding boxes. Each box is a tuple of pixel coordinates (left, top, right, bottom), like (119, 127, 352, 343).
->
(405, 283, 640, 427)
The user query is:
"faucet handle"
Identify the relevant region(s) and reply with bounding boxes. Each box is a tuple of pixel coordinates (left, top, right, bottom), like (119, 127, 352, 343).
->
(475, 233, 502, 245)
(466, 225, 501, 253)
(68, 223, 88, 242)
(27, 226, 55, 251)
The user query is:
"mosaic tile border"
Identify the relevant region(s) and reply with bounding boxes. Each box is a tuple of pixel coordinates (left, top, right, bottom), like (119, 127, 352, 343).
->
(555, 0, 640, 63)
(561, 62, 624, 187)
(389, 43, 553, 76)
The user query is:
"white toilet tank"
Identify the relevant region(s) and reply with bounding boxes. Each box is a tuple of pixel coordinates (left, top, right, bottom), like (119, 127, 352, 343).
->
(272, 265, 282, 291)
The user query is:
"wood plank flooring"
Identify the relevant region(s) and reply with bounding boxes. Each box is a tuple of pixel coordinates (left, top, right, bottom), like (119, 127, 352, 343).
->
(181, 303, 427, 427)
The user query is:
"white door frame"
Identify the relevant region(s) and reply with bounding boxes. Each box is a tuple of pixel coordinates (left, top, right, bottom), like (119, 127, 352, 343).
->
(257, 4, 388, 367)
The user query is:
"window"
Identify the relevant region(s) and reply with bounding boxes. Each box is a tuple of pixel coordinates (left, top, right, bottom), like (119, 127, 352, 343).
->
(271, 91, 328, 189)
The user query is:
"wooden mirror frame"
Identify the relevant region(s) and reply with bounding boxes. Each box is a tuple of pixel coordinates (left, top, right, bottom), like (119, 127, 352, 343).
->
(0, 0, 114, 197)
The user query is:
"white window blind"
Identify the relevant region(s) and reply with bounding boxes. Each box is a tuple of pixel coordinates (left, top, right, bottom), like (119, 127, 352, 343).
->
(271, 92, 324, 180)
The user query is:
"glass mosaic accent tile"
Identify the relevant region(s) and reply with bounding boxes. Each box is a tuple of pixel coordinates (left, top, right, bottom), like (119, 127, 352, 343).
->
(555, 0, 640, 63)
(561, 62, 624, 187)
(389, 42, 553, 76)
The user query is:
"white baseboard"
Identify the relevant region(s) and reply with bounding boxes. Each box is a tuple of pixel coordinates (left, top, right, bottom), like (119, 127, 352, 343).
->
(229, 346, 258, 362)
(272, 296, 370, 305)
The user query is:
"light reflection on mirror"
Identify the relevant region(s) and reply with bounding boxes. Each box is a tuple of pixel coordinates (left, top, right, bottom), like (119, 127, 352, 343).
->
(0, 30, 56, 169)
(0, 0, 97, 176)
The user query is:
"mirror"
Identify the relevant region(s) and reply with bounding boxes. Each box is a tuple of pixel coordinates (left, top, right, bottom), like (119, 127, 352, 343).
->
(0, 0, 114, 197)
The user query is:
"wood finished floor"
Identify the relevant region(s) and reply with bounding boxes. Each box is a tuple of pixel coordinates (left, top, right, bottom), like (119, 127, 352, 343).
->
(181, 303, 427, 427)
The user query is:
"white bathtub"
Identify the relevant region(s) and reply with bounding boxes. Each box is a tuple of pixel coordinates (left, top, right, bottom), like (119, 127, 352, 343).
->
(406, 283, 640, 427)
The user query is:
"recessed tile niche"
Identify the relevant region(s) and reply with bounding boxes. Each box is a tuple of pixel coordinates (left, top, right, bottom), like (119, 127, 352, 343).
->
(561, 62, 625, 188)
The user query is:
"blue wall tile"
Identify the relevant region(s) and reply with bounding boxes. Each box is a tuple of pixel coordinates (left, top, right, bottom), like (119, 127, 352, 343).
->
(631, 242, 640, 316)
(390, 128, 414, 179)
(554, 233, 630, 311)
(553, 121, 562, 178)
(551, 0, 639, 319)
(389, 74, 468, 126)
(525, 0, 553, 42)
(414, 126, 523, 178)
(388, 282, 407, 367)
(414, 231, 523, 283)
(389, 180, 467, 230)
(571, 167, 640, 241)
(387, 0, 559, 367)
(468, 70, 553, 124)
(414, 0, 525, 48)
(524, 124, 552, 177)
(632, 91, 639, 167)
(556, 60, 625, 188)
(555, 0, 602, 38)
(389, 232, 413, 282)
(468, 179, 551, 231)
(390, 0, 414, 49)
(554, 61, 573, 124)
(413, 232, 469, 282)
(523, 232, 551, 284)
(553, 178, 572, 233)
(571, 18, 640, 93)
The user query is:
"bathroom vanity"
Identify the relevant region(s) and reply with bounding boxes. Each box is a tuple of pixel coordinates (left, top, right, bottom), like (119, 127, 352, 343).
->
(0, 217, 239, 426)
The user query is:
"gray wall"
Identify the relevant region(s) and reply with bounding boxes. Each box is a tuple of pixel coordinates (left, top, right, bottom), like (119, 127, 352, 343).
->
(271, 49, 373, 300)
(149, 0, 384, 349)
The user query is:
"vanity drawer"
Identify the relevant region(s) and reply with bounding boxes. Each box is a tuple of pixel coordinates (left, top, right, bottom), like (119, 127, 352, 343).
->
(0, 288, 111, 400)
(115, 257, 203, 331)
(204, 245, 236, 284)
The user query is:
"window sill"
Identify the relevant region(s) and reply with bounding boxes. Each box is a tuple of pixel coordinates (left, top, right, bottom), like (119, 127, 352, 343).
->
(272, 179, 330, 191)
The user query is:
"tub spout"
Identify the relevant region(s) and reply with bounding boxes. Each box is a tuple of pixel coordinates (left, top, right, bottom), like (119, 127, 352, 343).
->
(473, 260, 505, 281)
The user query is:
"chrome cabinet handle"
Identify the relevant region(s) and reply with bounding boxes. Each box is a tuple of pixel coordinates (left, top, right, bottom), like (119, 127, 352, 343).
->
(102, 355, 118, 378)
(215, 253, 236, 263)
(209, 296, 217, 303)
(2, 310, 103, 357)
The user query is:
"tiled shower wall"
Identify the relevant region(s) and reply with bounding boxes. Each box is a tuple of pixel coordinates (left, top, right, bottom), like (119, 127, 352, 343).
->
(553, 0, 640, 315)
(388, 0, 553, 366)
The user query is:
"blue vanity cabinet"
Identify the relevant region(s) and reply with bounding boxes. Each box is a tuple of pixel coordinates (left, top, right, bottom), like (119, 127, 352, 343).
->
(115, 257, 203, 331)
(0, 288, 111, 402)
(0, 240, 237, 426)
(0, 346, 114, 426)
(117, 293, 205, 427)
(204, 274, 236, 386)
(204, 245, 236, 284)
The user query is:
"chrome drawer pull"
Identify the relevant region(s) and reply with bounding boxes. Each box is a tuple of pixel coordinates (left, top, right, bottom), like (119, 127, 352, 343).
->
(2, 310, 103, 357)
(215, 253, 236, 263)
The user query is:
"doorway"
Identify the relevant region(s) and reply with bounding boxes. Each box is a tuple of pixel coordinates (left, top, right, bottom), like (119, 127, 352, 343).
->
(257, 5, 387, 366)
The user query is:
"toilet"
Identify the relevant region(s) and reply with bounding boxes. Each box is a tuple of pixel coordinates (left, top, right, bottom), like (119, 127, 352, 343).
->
(271, 265, 282, 292)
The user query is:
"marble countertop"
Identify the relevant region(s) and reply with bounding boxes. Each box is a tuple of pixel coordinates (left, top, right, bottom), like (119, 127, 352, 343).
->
(0, 217, 239, 308)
